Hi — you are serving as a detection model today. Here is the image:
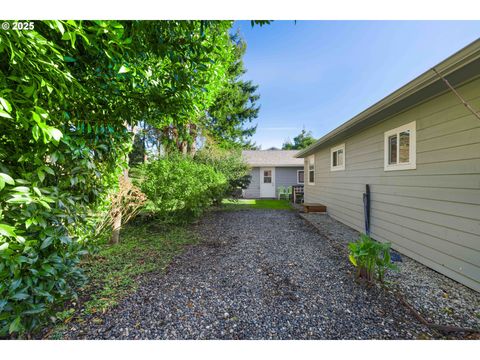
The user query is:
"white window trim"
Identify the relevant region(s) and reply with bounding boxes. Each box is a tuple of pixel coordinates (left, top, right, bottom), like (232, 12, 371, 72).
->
(307, 155, 315, 185)
(330, 143, 346, 171)
(297, 170, 304, 184)
(384, 121, 416, 171)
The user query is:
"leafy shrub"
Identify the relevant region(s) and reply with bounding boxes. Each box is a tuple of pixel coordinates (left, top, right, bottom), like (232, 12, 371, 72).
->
(138, 154, 226, 223)
(348, 234, 398, 283)
(0, 22, 132, 337)
(194, 146, 251, 202)
(0, 124, 131, 337)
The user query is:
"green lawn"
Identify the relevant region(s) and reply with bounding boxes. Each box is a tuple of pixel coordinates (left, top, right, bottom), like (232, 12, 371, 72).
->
(221, 198, 293, 210)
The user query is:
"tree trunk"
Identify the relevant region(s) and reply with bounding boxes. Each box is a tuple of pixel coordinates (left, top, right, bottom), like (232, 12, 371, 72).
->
(110, 168, 129, 244)
(180, 140, 188, 155)
(110, 122, 136, 244)
(188, 124, 197, 156)
(110, 208, 122, 244)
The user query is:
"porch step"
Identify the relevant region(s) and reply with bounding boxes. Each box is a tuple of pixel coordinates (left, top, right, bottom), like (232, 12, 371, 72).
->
(303, 203, 327, 213)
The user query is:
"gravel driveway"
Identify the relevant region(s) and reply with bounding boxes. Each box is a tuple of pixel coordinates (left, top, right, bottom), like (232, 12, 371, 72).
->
(63, 210, 478, 339)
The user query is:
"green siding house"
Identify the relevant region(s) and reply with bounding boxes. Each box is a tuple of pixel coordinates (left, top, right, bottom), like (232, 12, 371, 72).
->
(297, 39, 480, 292)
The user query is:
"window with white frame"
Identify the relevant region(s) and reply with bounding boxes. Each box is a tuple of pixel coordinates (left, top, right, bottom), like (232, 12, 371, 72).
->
(330, 144, 345, 171)
(263, 169, 272, 183)
(297, 170, 304, 184)
(308, 155, 315, 184)
(384, 121, 416, 171)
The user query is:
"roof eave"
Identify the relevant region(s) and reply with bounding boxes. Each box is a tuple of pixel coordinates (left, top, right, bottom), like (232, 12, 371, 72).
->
(248, 164, 304, 168)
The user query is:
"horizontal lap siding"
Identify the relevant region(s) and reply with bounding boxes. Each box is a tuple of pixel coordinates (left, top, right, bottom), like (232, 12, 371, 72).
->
(244, 167, 260, 198)
(275, 167, 303, 197)
(304, 78, 480, 291)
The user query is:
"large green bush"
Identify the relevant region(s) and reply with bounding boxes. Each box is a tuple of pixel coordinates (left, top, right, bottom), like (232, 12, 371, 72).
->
(139, 155, 226, 222)
(0, 22, 134, 337)
(194, 146, 251, 202)
(0, 127, 130, 337)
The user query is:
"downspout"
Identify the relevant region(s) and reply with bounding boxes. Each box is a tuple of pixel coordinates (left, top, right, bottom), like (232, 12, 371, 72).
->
(363, 184, 370, 236)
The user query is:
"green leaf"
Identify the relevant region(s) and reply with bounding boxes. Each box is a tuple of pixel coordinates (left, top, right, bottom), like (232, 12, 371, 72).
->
(0, 173, 14, 191)
(0, 110, 12, 119)
(6, 197, 30, 204)
(0, 97, 12, 112)
(54, 20, 65, 35)
(21, 306, 46, 315)
(42, 166, 55, 175)
(0, 224, 16, 237)
(0, 299, 7, 312)
(32, 124, 40, 141)
(37, 170, 45, 183)
(63, 56, 77, 62)
(0, 173, 14, 185)
(41, 264, 55, 275)
(9, 317, 23, 334)
(10, 279, 21, 291)
(349, 254, 357, 267)
(40, 237, 53, 250)
(0, 243, 9, 251)
(118, 65, 130, 74)
(11, 292, 29, 300)
(38, 200, 51, 209)
(12, 186, 29, 193)
(33, 186, 42, 197)
(25, 218, 33, 229)
(32, 111, 41, 123)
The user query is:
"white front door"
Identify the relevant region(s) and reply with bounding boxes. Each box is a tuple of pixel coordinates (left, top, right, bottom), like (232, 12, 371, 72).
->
(260, 167, 275, 198)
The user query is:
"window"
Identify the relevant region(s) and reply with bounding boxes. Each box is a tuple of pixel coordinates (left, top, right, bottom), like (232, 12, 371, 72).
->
(263, 169, 272, 183)
(308, 155, 315, 184)
(330, 144, 346, 171)
(384, 121, 416, 171)
(297, 170, 304, 184)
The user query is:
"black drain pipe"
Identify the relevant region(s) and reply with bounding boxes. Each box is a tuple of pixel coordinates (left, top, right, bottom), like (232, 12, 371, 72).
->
(363, 184, 371, 236)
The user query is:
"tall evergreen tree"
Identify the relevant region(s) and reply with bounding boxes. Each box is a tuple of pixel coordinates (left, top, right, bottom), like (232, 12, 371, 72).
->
(203, 33, 260, 149)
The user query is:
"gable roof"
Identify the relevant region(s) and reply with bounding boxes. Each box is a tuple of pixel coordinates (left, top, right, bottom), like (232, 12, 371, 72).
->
(242, 150, 304, 167)
(296, 38, 480, 158)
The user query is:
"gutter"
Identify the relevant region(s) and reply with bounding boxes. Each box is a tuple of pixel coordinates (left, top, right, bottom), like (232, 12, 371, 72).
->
(296, 38, 480, 158)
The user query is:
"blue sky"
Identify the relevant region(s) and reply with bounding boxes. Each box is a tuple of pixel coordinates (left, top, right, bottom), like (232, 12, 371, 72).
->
(232, 21, 480, 149)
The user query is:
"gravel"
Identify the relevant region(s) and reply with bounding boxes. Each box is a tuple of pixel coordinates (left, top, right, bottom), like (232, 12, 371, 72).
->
(62, 210, 479, 339)
(301, 212, 480, 335)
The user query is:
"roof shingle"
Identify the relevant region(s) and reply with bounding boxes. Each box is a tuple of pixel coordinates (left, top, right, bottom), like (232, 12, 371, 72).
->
(242, 150, 304, 167)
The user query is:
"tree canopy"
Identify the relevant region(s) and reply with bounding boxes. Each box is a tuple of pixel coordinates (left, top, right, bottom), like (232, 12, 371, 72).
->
(0, 20, 262, 336)
(282, 129, 316, 150)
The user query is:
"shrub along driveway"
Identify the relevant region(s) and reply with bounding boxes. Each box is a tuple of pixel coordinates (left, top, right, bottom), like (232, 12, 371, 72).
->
(62, 209, 477, 339)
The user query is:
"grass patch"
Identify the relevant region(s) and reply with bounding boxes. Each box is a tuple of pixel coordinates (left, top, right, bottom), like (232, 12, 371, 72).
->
(44, 221, 198, 337)
(79, 223, 197, 315)
(220, 198, 293, 210)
